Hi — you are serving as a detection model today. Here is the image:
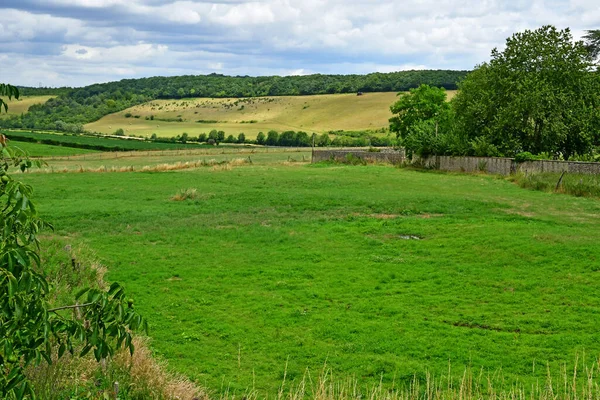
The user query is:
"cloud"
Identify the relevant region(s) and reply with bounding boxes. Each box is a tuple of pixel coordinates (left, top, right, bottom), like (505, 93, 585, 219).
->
(0, 0, 599, 87)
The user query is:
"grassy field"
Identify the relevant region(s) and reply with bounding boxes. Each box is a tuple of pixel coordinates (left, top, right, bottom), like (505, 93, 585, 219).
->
(85, 92, 456, 139)
(2, 130, 221, 151)
(0, 95, 53, 118)
(9, 141, 99, 157)
(20, 153, 600, 397)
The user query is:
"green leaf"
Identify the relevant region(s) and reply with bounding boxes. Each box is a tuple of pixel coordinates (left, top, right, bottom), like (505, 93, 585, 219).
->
(74, 287, 89, 300)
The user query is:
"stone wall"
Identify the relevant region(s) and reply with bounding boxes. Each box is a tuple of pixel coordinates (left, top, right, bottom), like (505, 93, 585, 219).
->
(422, 155, 600, 176)
(313, 150, 600, 176)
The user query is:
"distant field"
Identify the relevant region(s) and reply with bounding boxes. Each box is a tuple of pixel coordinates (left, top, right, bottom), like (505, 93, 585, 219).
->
(0, 95, 54, 118)
(2, 130, 215, 152)
(9, 141, 98, 157)
(21, 156, 600, 396)
(86, 92, 456, 139)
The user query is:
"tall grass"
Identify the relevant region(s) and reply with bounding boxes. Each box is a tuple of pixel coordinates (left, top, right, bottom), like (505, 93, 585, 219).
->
(510, 172, 600, 198)
(222, 358, 600, 400)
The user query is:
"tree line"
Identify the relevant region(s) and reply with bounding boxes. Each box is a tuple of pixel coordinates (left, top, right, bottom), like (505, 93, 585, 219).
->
(0, 70, 467, 131)
(390, 26, 600, 161)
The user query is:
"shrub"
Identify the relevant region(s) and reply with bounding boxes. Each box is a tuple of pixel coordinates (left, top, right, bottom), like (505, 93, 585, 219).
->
(514, 152, 538, 163)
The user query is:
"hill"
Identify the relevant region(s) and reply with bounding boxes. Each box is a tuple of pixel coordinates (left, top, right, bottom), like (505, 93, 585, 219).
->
(87, 91, 455, 138)
(0, 95, 55, 118)
(0, 70, 467, 132)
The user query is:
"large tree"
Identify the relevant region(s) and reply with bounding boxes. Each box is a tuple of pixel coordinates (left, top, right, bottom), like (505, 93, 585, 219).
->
(453, 25, 600, 159)
(389, 84, 456, 157)
(583, 29, 600, 60)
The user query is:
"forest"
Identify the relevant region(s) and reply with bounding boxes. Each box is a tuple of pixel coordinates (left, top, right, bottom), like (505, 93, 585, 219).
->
(1, 70, 466, 131)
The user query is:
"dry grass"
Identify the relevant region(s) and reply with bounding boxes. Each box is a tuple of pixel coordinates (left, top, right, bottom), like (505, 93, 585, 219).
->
(27, 337, 208, 400)
(171, 188, 200, 201)
(26, 157, 250, 174)
(84, 92, 406, 138)
(113, 336, 209, 400)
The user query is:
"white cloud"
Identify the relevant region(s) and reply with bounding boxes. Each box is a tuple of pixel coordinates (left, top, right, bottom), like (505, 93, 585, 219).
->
(61, 43, 168, 62)
(0, 0, 599, 86)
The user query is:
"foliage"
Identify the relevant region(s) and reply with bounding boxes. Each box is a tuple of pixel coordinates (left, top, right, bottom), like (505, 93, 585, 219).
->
(388, 85, 456, 157)
(583, 29, 600, 60)
(0, 84, 20, 113)
(513, 151, 539, 163)
(453, 25, 600, 159)
(389, 84, 450, 140)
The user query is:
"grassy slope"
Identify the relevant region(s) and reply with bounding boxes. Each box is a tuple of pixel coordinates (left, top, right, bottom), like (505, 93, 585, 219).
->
(86, 92, 456, 138)
(0, 95, 54, 118)
(21, 157, 600, 396)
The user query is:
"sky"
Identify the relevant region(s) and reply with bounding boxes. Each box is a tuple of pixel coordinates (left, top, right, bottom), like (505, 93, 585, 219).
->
(0, 0, 598, 87)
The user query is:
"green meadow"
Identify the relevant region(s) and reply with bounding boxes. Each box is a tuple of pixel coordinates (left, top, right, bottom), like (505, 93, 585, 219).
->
(20, 152, 600, 396)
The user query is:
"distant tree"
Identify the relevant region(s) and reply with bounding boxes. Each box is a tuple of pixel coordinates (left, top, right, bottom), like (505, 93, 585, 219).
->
(208, 129, 218, 143)
(150, 133, 158, 140)
(238, 133, 246, 143)
(256, 132, 266, 145)
(180, 132, 189, 143)
(225, 134, 236, 143)
(266, 130, 279, 146)
(114, 128, 125, 136)
(453, 25, 600, 158)
(583, 30, 600, 60)
(318, 133, 331, 147)
(279, 131, 296, 146)
(55, 120, 67, 132)
(198, 133, 207, 142)
(296, 131, 310, 147)
(216, 131, 225, 145)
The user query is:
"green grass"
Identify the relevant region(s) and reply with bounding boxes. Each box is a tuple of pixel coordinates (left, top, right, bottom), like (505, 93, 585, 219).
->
(512, 171, 600, 198)
(20, 161, 600, 397)
(85, 92, 454, 139)
(9, 141, 98, 157)
(2, 130, 225, 151)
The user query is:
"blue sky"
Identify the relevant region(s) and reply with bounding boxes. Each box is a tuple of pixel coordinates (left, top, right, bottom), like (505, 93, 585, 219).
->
(1, 0, 598, 87)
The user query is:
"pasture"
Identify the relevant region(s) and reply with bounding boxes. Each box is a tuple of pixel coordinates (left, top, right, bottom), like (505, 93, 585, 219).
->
(20, 150, 600, 396)
(0, 95, 53, 118)
(9, 141, 99, 157)
(85, 92, 456, 139)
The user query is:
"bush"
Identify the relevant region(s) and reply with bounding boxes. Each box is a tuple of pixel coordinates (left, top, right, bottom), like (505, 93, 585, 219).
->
(514, 152, 538, 163)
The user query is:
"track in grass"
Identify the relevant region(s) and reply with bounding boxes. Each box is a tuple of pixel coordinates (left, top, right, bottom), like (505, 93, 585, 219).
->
(21, 161, 600, 396)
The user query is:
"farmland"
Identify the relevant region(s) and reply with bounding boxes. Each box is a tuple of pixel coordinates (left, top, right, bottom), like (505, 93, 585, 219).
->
(86, 92, 456, 138)
(0, 95, 53, 118)
(19, 149, 600, 396)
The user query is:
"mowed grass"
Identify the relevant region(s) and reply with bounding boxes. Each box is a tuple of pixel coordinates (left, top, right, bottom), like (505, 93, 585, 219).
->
(21, 162, 600, 396)
(0, 95, 54, 118)
(86, 92, 455, 138)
